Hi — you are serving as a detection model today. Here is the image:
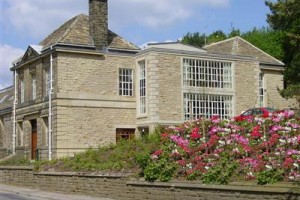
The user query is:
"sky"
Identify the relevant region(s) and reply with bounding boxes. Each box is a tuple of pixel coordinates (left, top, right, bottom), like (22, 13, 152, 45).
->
(0, 0, 271, 89)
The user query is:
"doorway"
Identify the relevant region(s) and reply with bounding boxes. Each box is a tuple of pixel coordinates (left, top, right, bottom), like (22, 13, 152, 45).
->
(31, 120, 37, 160)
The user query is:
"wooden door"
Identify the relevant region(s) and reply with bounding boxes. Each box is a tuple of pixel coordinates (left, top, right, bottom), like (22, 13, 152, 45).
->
(31, 130, 37, 160)
(31, 120, 37, 160)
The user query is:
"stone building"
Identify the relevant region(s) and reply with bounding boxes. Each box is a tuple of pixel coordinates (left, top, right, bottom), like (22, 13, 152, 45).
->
(0, 86, 14, 158)
(0, 0, 297, 160)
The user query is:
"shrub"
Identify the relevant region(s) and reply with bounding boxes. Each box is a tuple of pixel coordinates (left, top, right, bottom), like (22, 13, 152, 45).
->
(140, 111, 300, 184)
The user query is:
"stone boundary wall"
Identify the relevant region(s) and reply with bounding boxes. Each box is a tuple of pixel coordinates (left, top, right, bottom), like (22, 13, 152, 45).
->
(0, 166, 299, 200)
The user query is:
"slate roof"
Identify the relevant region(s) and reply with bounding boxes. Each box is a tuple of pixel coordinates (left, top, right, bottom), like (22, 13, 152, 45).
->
(39, 14, 140, 51)
(0, 86, 14, 114)
(147, 42, 207, 53)
(204, 36, 284, 66)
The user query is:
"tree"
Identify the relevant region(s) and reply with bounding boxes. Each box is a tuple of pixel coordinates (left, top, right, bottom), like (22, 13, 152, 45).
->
(181, 32, 206, 48)
(266, 0, 300, 102)
(206, 30, 227, 45)
(241, 27, 284, 60)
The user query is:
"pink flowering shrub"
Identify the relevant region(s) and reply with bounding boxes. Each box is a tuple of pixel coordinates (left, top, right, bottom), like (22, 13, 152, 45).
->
(141, 113, 300, 184)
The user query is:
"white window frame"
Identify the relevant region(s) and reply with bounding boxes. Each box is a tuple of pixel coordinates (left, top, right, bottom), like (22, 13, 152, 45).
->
(32, 74, 36, 100)
(45, 68, 50, 97)
(119, 68, 133, 96)
(258, 73, 264, 107)
(183, 93, 233, 120)
(138, 61, 146, 115)
(20, 78, 24, 103)
(183, 58, 233, 89)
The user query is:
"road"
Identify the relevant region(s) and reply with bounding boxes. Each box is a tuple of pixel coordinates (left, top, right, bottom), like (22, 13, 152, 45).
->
(0, 184, 114, 200)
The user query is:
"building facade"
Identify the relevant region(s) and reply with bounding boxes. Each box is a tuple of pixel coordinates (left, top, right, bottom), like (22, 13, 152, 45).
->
(0, 0, 297, 160)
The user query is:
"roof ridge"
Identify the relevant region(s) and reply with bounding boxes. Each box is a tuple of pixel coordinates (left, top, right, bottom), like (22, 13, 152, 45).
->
(39, 14, 83, 46)
(204, 36, 238, 48)
(108, 30, 140, 50)
(57, 14, 85, 44)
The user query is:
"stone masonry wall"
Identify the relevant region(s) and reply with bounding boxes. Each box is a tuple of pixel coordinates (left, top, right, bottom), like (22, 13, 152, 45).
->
(137, 51, 266, 127)
(0, 113, 12, 150)
(54, 105, 136, 158)
(157, 54, 183, 122)
(0, 167, 299, 200)
(57, 52, 135, 96)
(234, 60, 259, 114)
(263, 70, 299, 109)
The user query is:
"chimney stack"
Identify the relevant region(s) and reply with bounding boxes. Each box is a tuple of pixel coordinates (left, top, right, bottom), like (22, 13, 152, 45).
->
(89, 0, 108, 50)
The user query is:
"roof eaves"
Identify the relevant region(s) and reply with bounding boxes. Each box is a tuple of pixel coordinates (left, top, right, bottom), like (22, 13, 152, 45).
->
(136, 47, 256, 62)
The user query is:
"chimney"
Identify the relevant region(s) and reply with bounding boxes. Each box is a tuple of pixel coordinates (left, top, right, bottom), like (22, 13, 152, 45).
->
(89, 0, 108, 50)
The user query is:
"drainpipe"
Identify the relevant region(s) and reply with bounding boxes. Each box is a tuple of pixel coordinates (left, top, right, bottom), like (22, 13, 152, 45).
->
(48, 48, 53, 161)
(12, 69, 18, 155)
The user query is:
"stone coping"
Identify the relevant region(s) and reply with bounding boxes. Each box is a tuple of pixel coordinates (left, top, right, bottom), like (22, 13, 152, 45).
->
(126, 180, 300, 194)
(0, 166, 33, 170)
(34, 171, 132, 178)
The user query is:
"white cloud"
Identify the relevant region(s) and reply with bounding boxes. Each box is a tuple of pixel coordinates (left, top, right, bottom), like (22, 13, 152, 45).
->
(3, 0, 87, 39)
(0, 44, 24, 89)
(3, 0, 230, 40)
(110, 0, 230, 30)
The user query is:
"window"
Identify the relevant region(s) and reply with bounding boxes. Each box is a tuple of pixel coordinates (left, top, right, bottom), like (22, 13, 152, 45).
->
(116, 128, 135, 143)
(184, 93, 233, 120)
(119, 68, 133, 96)
(32, 74, 36, 100)
(139, 61, 146, 114)
(258, 73, 264, 107)
(0, 118, 3, 147)
(17, 122, 23, 146)
(45, 68, 50, 97)
(19, 78, 24, 103)
(183, 58, 232, 89)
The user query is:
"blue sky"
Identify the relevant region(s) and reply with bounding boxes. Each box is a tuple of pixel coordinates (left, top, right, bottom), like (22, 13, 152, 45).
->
(1, 0, 270, 89)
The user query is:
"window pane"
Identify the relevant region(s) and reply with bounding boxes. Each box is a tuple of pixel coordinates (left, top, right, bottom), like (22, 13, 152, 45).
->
(119, 68, 133, 97)
(183, 58, 232, 89)
(183, 93, 233, 120)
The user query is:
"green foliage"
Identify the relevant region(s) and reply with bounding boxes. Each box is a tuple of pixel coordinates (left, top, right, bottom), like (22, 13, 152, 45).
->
(241, 27, 284, 60)
(144, 158, 177, 182)
(266, 0, 300, 85)
(257, 169, 284, 185)
(0, 157, 32, 166)
(207, 30, 227, 45)
(202, 155, 238, 184)
(36, 133, 161, 173)
(135, 153, 150, 170)
(279, 83, 300, 106)
(181, 32, 206, 48)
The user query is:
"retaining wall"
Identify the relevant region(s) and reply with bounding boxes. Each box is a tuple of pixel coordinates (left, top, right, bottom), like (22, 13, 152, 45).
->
(0, 166, 299, 200)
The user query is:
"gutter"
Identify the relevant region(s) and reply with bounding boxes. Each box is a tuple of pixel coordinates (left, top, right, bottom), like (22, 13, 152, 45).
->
(12, 69, 18, 155)
(48, 46, 53, 161)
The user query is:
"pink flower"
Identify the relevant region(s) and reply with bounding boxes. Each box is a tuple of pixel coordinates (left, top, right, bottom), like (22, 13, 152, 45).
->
(177, 160, 186, 166)
(284, 110, 295, 118)
(170, 135, 188, 147)
(286, 149, 299, 156)
(270, 125, 283, 133)
(190, 127, 201, 140)
(251, 125, 262, 138)
(211, 115, 220, 123)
